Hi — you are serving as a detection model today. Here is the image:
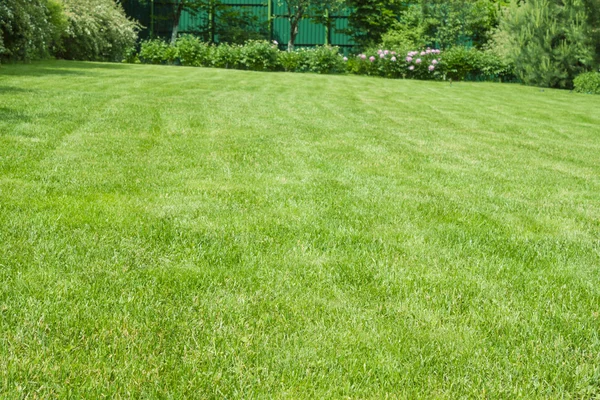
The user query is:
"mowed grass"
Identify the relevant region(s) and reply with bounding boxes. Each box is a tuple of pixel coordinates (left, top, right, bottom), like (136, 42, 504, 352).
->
(1, 61, 600, 398)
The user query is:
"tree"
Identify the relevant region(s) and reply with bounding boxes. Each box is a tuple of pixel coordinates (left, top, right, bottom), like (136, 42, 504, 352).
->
(187, 2, 269, 44)
(344, 0, 406, 49)
(0, 0, 64, 61)
(496, 0, 597, 88)
(380, 0, 503, 51)
(169, 0, 208, 44)
(277, 0, 344, 51)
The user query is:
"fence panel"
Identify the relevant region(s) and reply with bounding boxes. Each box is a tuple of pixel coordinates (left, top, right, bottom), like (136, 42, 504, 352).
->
(122, 0, 355, 50)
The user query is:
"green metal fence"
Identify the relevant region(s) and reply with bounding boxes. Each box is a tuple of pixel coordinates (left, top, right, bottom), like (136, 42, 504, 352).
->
(122, 0, 355, 49)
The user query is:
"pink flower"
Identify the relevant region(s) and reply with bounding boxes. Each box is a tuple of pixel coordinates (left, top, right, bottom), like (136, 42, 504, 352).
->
(360, 54, 367, 60)
(408, 65, 415, 70)
(343, 57, 348, 62)
(379, 53, 385, 59)
(391, 56, 397, 62)
(369, 56, 376, 62)
(391, 51, 397, 55)
(406, 56, 413, 62)
(429, 65, 435, 71)
(377, 49, 383, 54)
(432, 59, 438, 65)
(420, 51, 426, 56)
(384, 50, 390, 55)
(415, 58, 422, 64)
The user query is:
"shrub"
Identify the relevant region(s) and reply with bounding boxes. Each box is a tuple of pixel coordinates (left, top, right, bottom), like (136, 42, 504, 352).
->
(139, 39, 176, 65)
(211, 43, 242, 69)
(439, 46, 479, 80)
(59, 0, 139, 62)
(240, 40, 280, 71)
(0, 0, 65, 62)
(573, 71, 600, 94)
(278, 49, 309, 72)
(349, 48, 442, 80)
(175, 35, 211, 67)
(305, 46, 346, 74)
(437, 46, 515, 82)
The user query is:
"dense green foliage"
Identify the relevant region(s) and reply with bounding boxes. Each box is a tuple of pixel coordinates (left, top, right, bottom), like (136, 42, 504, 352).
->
(239, 40, 280, 71)
(172, 34, 212, 66)
(58, 0, 139, 62)
(0, 0, 65, 62)
(0, 0, 138, 63)
(441, 45, 515, 81)
(138, 37, 347, 74)
(574, 71, 600, 94)
(1, 60, 600, 397)
(493, 0, 597, 88)
(134, 38, 512, 82)
(382, 0, 501, 50)
(121, 0, 600, 90)
(344, 0, 406, 48)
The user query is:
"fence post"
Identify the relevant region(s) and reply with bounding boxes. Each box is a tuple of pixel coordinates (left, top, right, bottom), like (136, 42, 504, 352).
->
(324, 8, 330, 46)
(150, 0, 154, 37)
(209, 0, 216, 43)
(268, 0, 273, 42)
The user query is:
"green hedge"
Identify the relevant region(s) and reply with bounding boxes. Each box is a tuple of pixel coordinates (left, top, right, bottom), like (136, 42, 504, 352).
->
(573, 72, 600, 95)
(134, 39, 513, 84)
(0, 0, 139, 63)
(138, 37, 346, 75)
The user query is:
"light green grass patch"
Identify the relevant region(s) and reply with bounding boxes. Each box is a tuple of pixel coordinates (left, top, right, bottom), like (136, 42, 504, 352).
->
(1, 61, 600, 398)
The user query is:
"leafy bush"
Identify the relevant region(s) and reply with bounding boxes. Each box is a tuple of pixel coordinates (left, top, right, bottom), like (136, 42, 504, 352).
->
(0, 0, 138, 63)
(305, 46, 346, 74)
(58, 0, 139, 62)
(440, 46, 514, 81)
(139, 39, 177, 65)
(211, 43, 242, 69)
(175, 35, 212, 67)
(573, 71, 600, 94)
(278, 49, 309, 72)
(0, 0, 65, 62)
(240, 40, 280, 71)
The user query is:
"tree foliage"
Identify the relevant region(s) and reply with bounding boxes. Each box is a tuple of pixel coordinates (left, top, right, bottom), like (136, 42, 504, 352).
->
(0, 0, 65, 61)
(495, 0, 597, 88)
(59, 0, 140, 61)
(380, 0, 503, 51)
(0, 0, 139, 63)
(345, 0, 406, 49)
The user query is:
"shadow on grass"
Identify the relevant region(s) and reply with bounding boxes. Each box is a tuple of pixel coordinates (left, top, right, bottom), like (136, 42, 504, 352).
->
(0, 86, 34, 94)
(0, 61, 137, 77)
(0, 107, 31, 123)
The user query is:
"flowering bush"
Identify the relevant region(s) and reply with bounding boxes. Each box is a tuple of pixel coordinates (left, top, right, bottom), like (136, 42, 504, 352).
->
(131, 39, 514, 84)
(348, 47, 442, 80)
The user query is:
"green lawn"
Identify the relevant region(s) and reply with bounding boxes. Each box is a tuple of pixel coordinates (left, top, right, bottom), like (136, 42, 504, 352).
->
(1, 61, 600, 398)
